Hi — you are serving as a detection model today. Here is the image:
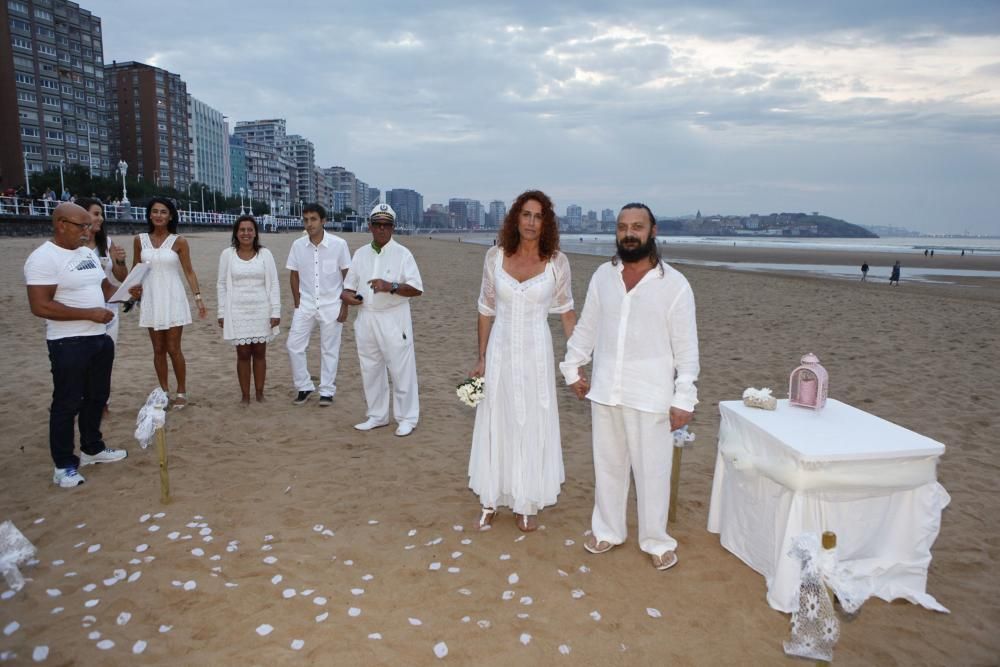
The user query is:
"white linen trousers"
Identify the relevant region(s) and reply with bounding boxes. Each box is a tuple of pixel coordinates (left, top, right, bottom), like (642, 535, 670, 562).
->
(354, 304, 419, 427)
(286, 301, 343, 397)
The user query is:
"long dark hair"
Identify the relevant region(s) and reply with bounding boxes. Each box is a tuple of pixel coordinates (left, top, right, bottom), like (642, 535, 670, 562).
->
(498, 190, 560, 259)
(145, 196, 179, 234)
(75, 196, 107, 257)
(230, 214, 261, 254)
(613, 202, 663, 274)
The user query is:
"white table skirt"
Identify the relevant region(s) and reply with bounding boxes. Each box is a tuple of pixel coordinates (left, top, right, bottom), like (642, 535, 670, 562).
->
(707, 399, 950, 613)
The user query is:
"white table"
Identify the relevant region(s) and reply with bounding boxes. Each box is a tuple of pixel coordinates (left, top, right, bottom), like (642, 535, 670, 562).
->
(707, 399, 949, 613)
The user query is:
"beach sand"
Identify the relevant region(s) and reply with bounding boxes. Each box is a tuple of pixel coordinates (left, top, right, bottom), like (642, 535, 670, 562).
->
(1, 230, 997, 665)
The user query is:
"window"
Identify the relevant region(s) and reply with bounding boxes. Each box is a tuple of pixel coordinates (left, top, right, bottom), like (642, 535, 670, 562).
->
(66, 151, 78, 160)
(62, 101, 73, 112)
(40, 63, 56, 73)
(19, 109, 38, 121)
(64, 133, 76, 144)
(83, 64, 93, 74)
(86, 95, 95, 104)
(44, 113, 61, 123)
(13, 55, 33, 68)
(46, 129, 63, 140)
(36, 26, 55, 38)
(11, 36, 32, 50)
(75, 89, 85, 100)
(22, 126, 40, 137)
(85, 79, 95, 89)
(9, 18, 31, 32)
(34, 8, 53, 20)
(7, 1, 29, 14)
(38, 43, 57, 56)
(48, 147, 63, 157)
(40, 78, 59, 90)
(15, 72, 34, 85)
(60, 83, 72, 94)
(24, 145, 41, 155)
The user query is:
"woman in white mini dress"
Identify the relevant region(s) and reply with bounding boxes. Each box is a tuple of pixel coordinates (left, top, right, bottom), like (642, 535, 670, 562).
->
(217, 215, 281, 404)
(468, 190, 576, 532)
(131, 197, 207, 409)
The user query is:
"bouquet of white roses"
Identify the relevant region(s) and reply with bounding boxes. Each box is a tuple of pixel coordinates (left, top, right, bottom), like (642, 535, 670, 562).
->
(457, 376, 485, 407)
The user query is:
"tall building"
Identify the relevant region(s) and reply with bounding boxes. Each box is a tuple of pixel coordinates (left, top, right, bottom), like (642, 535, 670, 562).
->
(314, 165, 332, 210)
(325, 166, 356, 212)
(244, 140, 289, 214)
(565, 204, 583, 231)
(228, 133, 247, 200)
(1, 0, 110, 189)
(278, 134, 315, 207)
(233, 118, 285, 146)
(106, 61, 190, 189)
(187, 95, 227, 195)
(448, 198, 483, 228)
(386, 188, 424, 228)
(601, 208, 615, 231)
(489, 200, 507, 228)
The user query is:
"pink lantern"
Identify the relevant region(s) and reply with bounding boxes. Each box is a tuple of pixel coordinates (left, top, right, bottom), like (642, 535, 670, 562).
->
(789, 353, 829, 409)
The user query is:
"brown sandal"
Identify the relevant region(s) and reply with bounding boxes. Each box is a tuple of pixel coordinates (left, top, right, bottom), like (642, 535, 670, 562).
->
(514, 513, 538, 532)
(476, 507, 497, 531)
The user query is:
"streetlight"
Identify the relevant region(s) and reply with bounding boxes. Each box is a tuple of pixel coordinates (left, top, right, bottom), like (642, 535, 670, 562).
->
(58, 159, 65, 199)
(239, 187, 245, 214)
(212, 190, 217, 212)
(201, 186, 205, 213)
(23, 151, 31, 196)
(248, 189, 253, 215)
(117, 160, 129, 205)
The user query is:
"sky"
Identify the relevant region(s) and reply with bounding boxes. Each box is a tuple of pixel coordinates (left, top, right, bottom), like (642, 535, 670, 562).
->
(86, 1, 1000, 235)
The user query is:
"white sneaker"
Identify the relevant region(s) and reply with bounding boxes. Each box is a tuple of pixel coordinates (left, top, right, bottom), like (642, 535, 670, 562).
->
(353, 418, 389, 431)
(80, 447, 128, 466)
(394, 423, 415, 437)
(53, 466, 86, 488)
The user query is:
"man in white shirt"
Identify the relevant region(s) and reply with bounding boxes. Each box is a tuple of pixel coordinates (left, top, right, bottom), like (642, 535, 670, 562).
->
(285, 203, 352, 407)
(560, 203, 700, 571)
(25, 202, 132, 488)
(341, 203, 424, 437)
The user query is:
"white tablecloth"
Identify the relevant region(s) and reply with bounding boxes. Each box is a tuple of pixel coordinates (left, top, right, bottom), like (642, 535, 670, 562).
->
(707, 399, 949, 613)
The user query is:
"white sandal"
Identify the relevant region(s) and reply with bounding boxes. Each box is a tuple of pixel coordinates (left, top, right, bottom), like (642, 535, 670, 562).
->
(173, 393, 188, 410)
(476, 507, 497, 531)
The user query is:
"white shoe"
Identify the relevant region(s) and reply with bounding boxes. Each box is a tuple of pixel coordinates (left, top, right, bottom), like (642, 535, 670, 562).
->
(354, 418, 389, 431)
(80, 447, 128, 466)
(394, 423, 415, 437)
(53, 466, 86, 488)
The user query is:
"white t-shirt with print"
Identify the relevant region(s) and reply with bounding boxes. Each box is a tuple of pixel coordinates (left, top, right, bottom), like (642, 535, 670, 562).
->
(24, 241, 107, 340)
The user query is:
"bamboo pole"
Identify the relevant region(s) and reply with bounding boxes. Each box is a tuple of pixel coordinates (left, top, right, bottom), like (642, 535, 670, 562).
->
(668, 444, 682, 523)
(156, 427, 171, 505)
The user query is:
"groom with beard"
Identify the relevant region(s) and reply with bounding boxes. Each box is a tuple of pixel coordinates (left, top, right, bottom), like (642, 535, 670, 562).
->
(560, 203, 700, 571)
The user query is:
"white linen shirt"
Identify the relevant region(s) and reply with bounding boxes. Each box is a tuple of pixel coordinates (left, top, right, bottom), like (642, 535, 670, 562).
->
(560, 260, 700, 414)
(285, 232, 351, 309)
(344, 239, 423, 311)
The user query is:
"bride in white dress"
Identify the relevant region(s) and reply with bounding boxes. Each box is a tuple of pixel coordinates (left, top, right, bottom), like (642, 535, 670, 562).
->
(468, 191, 576, 532)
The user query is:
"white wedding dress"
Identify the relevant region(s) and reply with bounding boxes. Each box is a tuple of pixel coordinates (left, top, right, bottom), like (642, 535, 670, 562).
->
(468, 246, 574, 515)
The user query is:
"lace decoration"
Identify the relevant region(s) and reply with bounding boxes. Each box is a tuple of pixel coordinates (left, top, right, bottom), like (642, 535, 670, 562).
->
(134, 387, 169, 449)
(672, 425, 696, 448)
(0, 520, 36, 591)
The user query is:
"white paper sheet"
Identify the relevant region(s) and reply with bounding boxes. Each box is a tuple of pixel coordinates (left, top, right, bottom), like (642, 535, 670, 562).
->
(108, 263, 149, 303)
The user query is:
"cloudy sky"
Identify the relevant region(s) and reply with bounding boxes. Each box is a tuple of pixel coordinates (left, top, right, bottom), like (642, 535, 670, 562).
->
(88, 1, 1000, 234)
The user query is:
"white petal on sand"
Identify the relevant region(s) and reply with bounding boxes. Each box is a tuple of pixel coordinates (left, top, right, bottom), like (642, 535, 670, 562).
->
(210, 555, 221, 561)
(256, 624, 274, 637)
(564, 539, 575, 547)
(148, 525, 160, 533)
(315, 612, 329, 622)
(453, 525, 464, 532)
(139, 513, 151, 523)
(261, 545, 273, 552)
(368, 632, 382, 640)
(348, 607, 361, 617)
(447, 567, 460, 574)
(361, 574, 373, 581)
(477, 620, 491, 629)
(186, 522, 199, 528)
(183, 581, 197, 591)
(350, 588, 364, 596)
(291, 639, 305, 651)
(571, 589, 585, 599)
(282, 588, 296, 599)
(88, 631, 101, 640)
(312, 524, 324, 532)
(557, 569, 569, 577)
(461, 616, 471, 623)
(578, 565, 591, 573)
(199, 528, 211, 536)
(584, 529, 593, 536)
(50, 607, 63, 615)
(409, 617, 423, 626)
(83, 583, 97, 592)
(46, 589, 61, 597)
(32, 645, 49, 661)
(428, 562, 441, 571)
(263, 534, 274, 542)
(408, 529, 417, 537)
(271, 575, 283, 585)
(33, 517, 45, 525)
(76, 523, 86, 529)
(321, 529, 334, 537)
(87, 544, 101, 553)
(52, 560, 64, 566)
(434, 641, 448, 658)
(84, 599, 99, 608)
(128, 572, 142, 583)
(425, 537, 443, 546)
(113, 569, 126, 580)
(344, 560, 354, 566)
(153, 512, 166, 519)
(132, 640, 147, 655)
(515, 535, 525, 542)
(117, 612, 131, 625)
(520, 597, 533, 605)
(129, 558, 142, 565)
(404, 545, 416, 550)
(0, 591, 13, 601)
(3, 622, 19, 636)
(499, 553, 511, 561)
(508, 573, 519, 585)
(191, 548, 204, 557)
(135, 544, 149, 553)
(263, 556, 278, 565)
(451, 551, 462, 559)
(180, 535, 192, 541)
(520, 633, 532, 646)
(517, 613, 530, 619)
(460, 538, 472, 545)
(143, 556, 155, 563)
(100, 577, 115, 587)
(64, 572, 77, 577)
(159, 625, 172, 633)
(646, 607, 662, 618)
(81, 615, 96, 626)
(457, 588, 472, 596)
(96, 640, 114, 650)
(590, 611, 602, 621)
(368, 519, 379, 525)
(313, 596, 327, 605)
(302, 589, 315, 596)
(502, 590, 514, 600)
(559, 644, 571, 655)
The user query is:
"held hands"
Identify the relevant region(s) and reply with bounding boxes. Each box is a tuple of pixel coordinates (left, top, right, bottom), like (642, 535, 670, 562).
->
(570, 371, 590, 400)
(669, 407, 694, 431)
(196, 299, 207, 319)
(270, 317, 280, 328)
(336, 303, 348, 323)
(218, 318, 224, 329)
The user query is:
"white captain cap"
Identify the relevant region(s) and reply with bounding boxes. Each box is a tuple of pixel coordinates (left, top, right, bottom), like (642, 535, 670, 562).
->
(369, 202, 396, 223)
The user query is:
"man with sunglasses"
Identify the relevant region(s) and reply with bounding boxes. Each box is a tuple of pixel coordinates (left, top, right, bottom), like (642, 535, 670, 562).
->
(24, 202, 135, 488)
(341, 203, 424, 437)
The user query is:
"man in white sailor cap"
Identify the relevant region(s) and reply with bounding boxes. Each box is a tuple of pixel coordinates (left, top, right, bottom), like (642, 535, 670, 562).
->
(341, 203, 424, 436)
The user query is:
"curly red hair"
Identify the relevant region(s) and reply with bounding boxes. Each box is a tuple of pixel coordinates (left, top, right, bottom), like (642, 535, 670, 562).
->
(498, 190, 560, 259)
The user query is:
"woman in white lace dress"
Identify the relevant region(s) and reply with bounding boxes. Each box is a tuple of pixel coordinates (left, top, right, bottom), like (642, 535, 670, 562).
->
(217, 215, 281, 404)
(131, 197, 207, 409)
(468, 190, 576, 532)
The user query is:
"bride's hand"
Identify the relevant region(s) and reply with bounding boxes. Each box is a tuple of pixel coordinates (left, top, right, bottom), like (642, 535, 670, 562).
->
(469, 359, 485, 378)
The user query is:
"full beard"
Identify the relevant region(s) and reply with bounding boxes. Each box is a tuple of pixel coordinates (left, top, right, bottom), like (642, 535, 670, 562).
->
(616, 235, 656, 263)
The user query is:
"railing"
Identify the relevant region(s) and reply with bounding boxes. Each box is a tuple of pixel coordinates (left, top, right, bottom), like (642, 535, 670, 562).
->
(0, 196, 302, 231)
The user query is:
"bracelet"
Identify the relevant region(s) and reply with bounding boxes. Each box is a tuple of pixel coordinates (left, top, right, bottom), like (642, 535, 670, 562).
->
(194, 294, 203, 300)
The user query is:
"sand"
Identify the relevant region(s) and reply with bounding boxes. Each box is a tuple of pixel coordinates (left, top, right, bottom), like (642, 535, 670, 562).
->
(0, 230, 997, 665)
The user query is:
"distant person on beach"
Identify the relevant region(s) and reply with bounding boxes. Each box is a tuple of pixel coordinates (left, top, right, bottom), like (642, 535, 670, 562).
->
(285, 203, 350, 407)
(861, 261, 869, 281)
(342, 203, 423, 437)
(924, 249, 929, 257)
(218, 215, 281, 405)
(467, 190, 577, 533)
(132, 197, 208, 410)
(930, 249, 934, 257)
(561, 203, 699, 572)
(890, 260, 901, 286)
(25, 202, 134, 488)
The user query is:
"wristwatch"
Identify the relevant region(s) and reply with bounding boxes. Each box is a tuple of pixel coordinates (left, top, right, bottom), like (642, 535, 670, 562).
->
(390, 282, 399, 294)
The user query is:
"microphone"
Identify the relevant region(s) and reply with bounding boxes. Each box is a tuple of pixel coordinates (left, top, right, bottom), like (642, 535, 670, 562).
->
(122, 297, 139, 313)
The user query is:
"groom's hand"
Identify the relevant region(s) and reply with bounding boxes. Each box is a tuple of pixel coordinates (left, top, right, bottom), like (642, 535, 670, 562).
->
(570, 374, 589, 400)
(670, 407, 693, 431)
